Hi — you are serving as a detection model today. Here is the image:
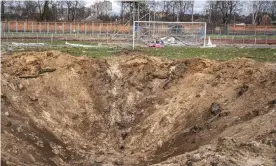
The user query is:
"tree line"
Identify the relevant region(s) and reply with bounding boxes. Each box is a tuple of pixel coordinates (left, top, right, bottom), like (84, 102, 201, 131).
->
(206, 1, 276, 25)
(1, 0, 89, 21)
(1, 0, 276, 25)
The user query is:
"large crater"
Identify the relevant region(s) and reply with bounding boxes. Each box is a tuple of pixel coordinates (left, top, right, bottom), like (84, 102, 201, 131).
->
(1, 51, 276, 166)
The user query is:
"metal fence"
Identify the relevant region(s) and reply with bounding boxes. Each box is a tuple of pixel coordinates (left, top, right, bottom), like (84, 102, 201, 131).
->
(1, 21, 276, 46)
(1, 21, 133, 34)
(206, 24, 276, 45)
(0, 21, 133, 45)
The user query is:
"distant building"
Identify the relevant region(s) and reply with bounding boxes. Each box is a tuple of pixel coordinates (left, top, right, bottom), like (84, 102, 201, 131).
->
(260, 14, 272, 25)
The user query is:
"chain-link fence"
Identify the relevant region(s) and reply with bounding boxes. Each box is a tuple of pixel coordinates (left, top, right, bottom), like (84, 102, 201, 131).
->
(1, 21, 276, 46)
(1, 21, 133, 45)
(206, 24, 276, 45)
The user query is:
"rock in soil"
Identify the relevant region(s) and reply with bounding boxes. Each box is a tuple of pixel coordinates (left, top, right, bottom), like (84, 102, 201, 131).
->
(210, 103, 221, 115)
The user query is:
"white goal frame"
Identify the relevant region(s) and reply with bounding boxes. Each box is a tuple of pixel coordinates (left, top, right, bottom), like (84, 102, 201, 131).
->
(133, 21, 207, 49)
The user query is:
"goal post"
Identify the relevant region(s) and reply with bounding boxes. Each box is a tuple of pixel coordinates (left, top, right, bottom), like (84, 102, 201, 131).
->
(133, 21, 207, 49)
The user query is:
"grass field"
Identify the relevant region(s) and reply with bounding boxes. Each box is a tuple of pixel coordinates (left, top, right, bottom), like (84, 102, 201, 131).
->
(51, 46, 276, 62)
(137, 47, 276, 62)
(3, 41, 276, 62)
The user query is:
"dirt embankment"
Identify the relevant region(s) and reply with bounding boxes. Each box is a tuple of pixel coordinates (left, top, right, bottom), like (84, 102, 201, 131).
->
(1, 51, 276, 166)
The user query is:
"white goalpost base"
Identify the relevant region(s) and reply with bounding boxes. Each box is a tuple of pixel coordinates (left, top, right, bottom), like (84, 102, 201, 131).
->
(133, 21, 207, 49)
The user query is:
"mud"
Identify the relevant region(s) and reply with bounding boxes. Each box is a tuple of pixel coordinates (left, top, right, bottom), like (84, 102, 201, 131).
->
(1, 51, 276, 165)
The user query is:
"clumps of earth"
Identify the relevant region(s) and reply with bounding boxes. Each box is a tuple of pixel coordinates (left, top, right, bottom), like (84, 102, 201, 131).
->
(1, 51, 276, 166)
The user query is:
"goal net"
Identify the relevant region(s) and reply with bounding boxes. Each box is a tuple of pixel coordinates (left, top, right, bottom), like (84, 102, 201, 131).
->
(133, 21, 206, 48)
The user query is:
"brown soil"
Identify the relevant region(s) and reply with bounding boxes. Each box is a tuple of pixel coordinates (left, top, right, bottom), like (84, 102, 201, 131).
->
(1, 51, 276, 166)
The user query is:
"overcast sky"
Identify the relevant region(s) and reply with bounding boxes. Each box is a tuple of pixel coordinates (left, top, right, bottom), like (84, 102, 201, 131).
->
(85, 0, 207, 15)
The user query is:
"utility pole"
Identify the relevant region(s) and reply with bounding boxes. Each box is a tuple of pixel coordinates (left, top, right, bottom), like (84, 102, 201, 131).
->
(138, 3, 140, 21)
(191, 1, 194, 22)
(177, 1, 180, 22)
(208, 4, 212, 24)
(133, 3, 135, 24)
(153, 1, 156, 36)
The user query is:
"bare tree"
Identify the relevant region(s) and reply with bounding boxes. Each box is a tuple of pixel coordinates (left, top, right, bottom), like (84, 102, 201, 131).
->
(1, 1, 6, 20)
(177, 1, 193, 21)
(14, 1, 24, 19)
(22, 1, 38, 20)
(74, 1, 86, 21)
(37, 0, 45, 20)
(64, 0, 73, 21)
(71, 0, 79, 21)
(156, 1, 193, 21)
(205, 1, 220, 24)
(63, 0, 82, 21)
(249, 1, 269, 25)
(216, 1, 240, 24)
(50, 1, 58, 21)
(205, 1, 240, 25)
(266, 1, 276, 23)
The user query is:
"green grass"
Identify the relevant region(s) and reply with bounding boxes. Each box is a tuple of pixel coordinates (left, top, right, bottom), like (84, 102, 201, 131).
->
(52, 46, 276, 62)
(7, 43, 276, 62)
(135, 47, 276, 62)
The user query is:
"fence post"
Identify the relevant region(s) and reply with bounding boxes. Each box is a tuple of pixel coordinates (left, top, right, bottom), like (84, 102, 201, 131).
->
(7, 22, 10, 33)
(254, 25, 256, 37)
(32, 22, 34, 33)
(243, 25, 245, 44)
(70, 23, 72, 34)
(92, 23, 94, 35)
(63, 23, 64, 34)
(85, 23, 86, 34)
(114, 23, 116, 34)
(107, 24, 108, 35)
(39, 22, 41, 33)
(78, 23, 80, 34)
(55, 22, 57, 34)
(106, 24, 108, 43)
(16, 21, 18, 33)
(129, 23, 131, 35)
(24, 22, 26, 33)
(100, 23, 102, 36)
(47, 22, 49, 33)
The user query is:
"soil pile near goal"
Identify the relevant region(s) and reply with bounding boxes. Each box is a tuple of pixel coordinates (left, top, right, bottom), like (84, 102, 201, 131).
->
(1, 51, 276, 166)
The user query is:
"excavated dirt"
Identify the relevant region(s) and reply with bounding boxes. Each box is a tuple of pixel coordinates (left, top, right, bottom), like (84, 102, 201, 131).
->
(1, 51, 276, 166)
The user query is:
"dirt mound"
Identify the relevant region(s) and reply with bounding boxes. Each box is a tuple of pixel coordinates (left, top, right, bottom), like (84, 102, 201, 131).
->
(1, 51, 276, 166)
